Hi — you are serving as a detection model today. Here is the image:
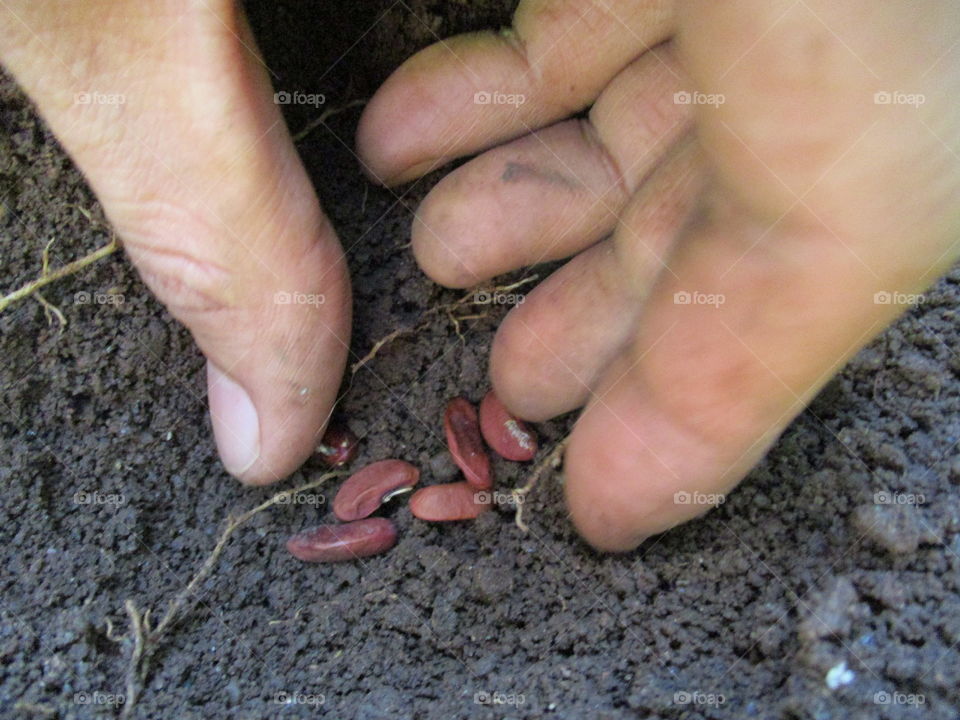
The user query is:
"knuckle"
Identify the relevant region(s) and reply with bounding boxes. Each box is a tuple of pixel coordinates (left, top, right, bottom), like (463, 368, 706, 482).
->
(118, 201, 239, 319)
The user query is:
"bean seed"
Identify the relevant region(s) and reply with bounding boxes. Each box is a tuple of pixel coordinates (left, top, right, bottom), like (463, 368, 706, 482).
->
(333, 459, 419, 522)
(316, 424, 359, 467)
(479, 390, 538, 461)
(444, 397, 492, 489)
(409, 481, 491, 521)
(286, 517, 397, 562)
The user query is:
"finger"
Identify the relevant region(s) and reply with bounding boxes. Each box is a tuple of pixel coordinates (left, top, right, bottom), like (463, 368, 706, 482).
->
(489, 139, 703, 421)
(564, 0, 960, 551)
(565, 191, 959, 552)
(0, 1, 351, 485)
(149, 11, 353, 486)
(412, 46, 690, 288)
(357, 0, 675, 185)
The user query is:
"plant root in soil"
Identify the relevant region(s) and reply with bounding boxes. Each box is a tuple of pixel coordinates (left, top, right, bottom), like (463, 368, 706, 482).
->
(118, 471, 345, 719)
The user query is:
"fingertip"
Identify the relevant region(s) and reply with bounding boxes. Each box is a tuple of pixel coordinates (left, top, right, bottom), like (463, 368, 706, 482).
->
(561, 364, 737, 553)
(489, 323, 561, 423)
(202, 235, 351, 488)
(355, 72, 412, 186)
(356, 39, 474, 186)
(410, 178, 492, 288)
(233, 445, 318, 487)
(207, 360, 262, 481)
(208, 359, 319, 487)
(563, 403, 655, 553)
(208, 354, 340, 487)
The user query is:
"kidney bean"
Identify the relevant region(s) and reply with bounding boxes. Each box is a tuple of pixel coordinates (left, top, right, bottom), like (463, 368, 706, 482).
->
(479, 390, 538, 461)
(332, 459, 419, 522)
(316, 424, 359, 467)
(409, 481, 491, 522)
(286, 517, 397, 562)
(444, 397, 492, 489)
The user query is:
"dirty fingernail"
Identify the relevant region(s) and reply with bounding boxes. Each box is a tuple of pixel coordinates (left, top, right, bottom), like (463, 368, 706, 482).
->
(207, 360, 260, 477)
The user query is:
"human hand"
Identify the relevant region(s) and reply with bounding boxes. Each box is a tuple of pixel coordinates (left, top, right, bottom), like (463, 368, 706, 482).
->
(358, 0, 960, 550)
(0, 0, 351, 484)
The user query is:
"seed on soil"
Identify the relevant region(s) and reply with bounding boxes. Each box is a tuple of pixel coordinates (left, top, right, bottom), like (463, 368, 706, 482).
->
(409, 481, 492, 522)
(444, 397, 492, 490)
(316, 424, 359, 466)
(479, 390, 538, 461)
(332, 459, 420, 522)
(286, 517, 397, 562)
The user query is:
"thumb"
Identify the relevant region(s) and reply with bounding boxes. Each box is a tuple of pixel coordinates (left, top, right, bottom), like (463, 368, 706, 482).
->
(199, 208, 351, 485)
(0, 0, 351, 484)
(117, 13, 353, 485)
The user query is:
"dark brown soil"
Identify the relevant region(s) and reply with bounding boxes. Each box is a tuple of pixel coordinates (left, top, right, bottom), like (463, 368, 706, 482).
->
(2, 1, 959, 718)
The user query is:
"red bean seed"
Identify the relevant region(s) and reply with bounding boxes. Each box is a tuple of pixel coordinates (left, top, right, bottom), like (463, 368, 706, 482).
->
(286, 517, 397, 562)
(479, 390, 538, 461)
(444, 397, 492, 490)
(409, 481, 492, 522)
(316, 424, 359, 467)
(332, 459, 420, 522)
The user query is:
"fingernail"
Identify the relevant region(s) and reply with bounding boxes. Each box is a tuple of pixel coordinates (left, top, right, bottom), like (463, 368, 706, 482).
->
(207, 360, 260, 477)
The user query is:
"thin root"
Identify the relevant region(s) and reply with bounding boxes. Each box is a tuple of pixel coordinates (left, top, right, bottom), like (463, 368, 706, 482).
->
(351, 275, 538, 375)
(104, 617, 124, 643)
(11, 703, 56, 718)
(0, 235, 119, 315)
(292, 99, 368, 143)
(121, 600, 147, 719)
(35, 292, 67, 331)
(512, 435, 570, 533)
(119, 470, 344, 718)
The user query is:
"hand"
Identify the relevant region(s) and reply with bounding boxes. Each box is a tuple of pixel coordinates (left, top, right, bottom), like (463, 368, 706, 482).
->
(0, 0, 351, 485)
(358, 0, 960, 550)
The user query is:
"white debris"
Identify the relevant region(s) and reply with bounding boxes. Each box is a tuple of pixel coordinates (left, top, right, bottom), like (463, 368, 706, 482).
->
(826, 661, 855, 690)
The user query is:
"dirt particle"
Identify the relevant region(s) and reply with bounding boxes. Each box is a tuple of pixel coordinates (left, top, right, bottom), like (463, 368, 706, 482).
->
(851, 503, 933, 555)
(472, 563, 514, 604)
(799, 576, 859, 641)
